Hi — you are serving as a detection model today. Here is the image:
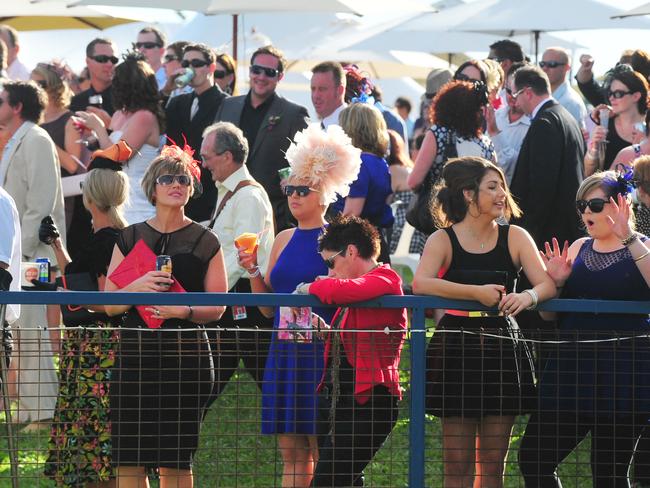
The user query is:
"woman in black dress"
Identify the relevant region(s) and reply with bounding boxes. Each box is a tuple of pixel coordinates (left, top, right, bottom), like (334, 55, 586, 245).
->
(104, 147, 227, 488)
(42, 161, 128, 487)
(413, 157, 556, 487)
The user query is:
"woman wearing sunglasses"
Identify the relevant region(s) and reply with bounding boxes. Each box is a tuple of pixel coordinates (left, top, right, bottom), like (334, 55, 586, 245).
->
(519, 170, 650, 487)
(291, 215, 406, 487)
(413, 156, 555, 488)
(215, 52, 237, 95)
(238, 124, 361, 487)
(585, 70, 648, 176)
(104, 148, 227, 488)
(74, 52, 164, 225)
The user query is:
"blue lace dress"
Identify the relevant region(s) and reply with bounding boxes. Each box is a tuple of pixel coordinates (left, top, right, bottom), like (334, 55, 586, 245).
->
(538, 238, 650, 416)
(261, 227, 335, 435)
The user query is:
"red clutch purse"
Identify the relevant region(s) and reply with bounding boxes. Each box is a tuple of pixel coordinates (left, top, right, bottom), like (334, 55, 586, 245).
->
(108, 239, 186, 328)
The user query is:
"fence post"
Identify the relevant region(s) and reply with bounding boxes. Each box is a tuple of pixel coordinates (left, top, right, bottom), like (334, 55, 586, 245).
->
(409, 304, 426, 487)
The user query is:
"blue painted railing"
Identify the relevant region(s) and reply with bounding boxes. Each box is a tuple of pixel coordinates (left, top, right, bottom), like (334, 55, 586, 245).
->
(1, 291, 649, 487)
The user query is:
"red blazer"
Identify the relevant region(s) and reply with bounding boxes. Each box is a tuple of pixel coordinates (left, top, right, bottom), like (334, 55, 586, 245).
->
(309, 264, 407, 405)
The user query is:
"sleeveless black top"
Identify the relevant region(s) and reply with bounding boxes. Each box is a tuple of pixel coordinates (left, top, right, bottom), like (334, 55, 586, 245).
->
(442, 224, 519, 293)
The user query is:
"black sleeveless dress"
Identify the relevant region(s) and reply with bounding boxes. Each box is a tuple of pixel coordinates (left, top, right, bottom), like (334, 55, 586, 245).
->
(110, 222, 220, 469)
(426, 224, 535, 418)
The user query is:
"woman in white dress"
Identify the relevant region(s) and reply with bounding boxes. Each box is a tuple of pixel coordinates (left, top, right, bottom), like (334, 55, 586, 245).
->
(75, 52, 164, 224)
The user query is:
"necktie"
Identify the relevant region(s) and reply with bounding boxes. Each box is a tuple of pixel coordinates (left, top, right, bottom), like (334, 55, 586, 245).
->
(190, 97, 199, 120)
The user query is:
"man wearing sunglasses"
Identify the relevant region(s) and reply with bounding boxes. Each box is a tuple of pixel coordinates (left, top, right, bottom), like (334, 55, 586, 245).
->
(69, 38, 117, 127)
(200, 122, 274, 408)
(510, 64, 585, 249)
(540, 48, 587, 128)
(215, 45, 309, 232)
(165, 43, 227, 223)
(135, 26, 167, 90)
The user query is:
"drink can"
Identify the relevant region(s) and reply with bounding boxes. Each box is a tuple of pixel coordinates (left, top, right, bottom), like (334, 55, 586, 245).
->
(277, 167, 292, 180)
(36, 257, 50, 283)
(175, 68, 195, 88)
(156, 255, 172, 274)
(88, 94, 103, 108)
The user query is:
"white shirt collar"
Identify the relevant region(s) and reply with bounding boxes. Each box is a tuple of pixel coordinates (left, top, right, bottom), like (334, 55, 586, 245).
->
(321, 103, 347, 128)
(531, 96, 554, 119)
(217, 164, 252, 194)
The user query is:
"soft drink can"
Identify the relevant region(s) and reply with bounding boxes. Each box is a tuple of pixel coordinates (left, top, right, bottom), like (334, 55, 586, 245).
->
(175, 68, 195, 88)
(156, 255, 172, 274)
(36, 257, 50, 283)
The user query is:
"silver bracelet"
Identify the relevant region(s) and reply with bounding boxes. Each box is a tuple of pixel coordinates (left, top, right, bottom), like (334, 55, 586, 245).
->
(247, 266, 261, 279)
(523, 289, 539, 310)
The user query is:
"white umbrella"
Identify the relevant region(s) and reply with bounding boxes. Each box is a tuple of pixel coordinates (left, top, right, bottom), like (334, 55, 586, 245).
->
(452, 0, 650, 59)
(611, 2, 650, 19)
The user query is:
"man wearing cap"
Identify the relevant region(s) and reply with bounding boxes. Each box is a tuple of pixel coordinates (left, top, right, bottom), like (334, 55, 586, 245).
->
(413, 68, 453, 142)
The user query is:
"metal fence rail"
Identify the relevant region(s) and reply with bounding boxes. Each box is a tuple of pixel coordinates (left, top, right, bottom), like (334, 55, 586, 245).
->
(0, 291, 648, 487)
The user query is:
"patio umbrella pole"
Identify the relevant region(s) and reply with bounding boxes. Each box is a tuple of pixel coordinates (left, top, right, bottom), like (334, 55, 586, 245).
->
(232, 14, 238, 63)
(0, 303, 19, 488)
(534, 30, 540, 62)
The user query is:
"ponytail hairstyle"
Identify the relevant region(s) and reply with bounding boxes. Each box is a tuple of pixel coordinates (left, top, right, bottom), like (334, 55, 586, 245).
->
(82, 168, 130, 229)
(433, 156, 520, 227)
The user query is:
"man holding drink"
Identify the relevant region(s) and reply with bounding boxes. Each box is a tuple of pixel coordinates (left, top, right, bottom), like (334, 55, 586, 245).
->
(200, 121, 275, 405)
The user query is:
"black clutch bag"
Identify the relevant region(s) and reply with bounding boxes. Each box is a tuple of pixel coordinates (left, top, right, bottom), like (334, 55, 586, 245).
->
(57, 272, 99, 327)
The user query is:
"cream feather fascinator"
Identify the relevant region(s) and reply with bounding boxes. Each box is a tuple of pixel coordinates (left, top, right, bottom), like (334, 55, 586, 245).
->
(284, 123, 361, 205)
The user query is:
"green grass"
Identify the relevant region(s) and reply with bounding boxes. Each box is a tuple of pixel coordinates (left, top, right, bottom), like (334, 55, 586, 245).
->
(0, 338, 596, 487)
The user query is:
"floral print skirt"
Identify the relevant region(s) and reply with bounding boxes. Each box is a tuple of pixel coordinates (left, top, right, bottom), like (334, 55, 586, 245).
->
(44, 323, 118, 487)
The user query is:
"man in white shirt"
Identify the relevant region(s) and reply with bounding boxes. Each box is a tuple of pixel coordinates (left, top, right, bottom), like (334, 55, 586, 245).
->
(201, 121, 275, 405)
(540, 47, 588, 129)
(0, 186, 20, 408)
(0, 25, 30, 81)
(311, 61, 346, 129)
(485, 63, 531, 184)
(136, 26, 167, 90)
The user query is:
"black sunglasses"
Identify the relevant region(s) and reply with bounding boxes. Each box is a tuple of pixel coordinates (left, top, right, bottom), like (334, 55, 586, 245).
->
(136, 42, 162, 49)
(323, 249, 344, 269)
(182, 59, 210, 69)
(163, 54, 180, 63)
(250, 64, 279, 78)
(608, 89, 633, 99)
(156, 174, 192, 186)
(284, 185, 318, 197)
(214, 70, 227, 79)
(576, 198, 610, 214)
(539, 61, 566, 69)
(90, 54, 119, 65)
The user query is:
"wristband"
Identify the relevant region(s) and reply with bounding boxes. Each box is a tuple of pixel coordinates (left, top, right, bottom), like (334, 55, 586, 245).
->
(186, 305, 193, 322)
(523, 289, 539, 310)
(621, 233, 638, 247)
(247, 266, 261, 278)
(634, 250, 650, 263)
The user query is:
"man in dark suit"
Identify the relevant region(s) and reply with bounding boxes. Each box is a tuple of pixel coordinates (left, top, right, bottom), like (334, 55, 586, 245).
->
(510, 65, 585, 248)
(215, 45, 309, 232)
(166, 42, 227, 222)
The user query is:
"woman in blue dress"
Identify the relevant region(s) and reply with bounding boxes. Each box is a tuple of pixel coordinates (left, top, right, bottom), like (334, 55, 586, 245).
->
(239, 123, 362, 487)
(330, 103, 394, 263)
(519, 170, 650, 487)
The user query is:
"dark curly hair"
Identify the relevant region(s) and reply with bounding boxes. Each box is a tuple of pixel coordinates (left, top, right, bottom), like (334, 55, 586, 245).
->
(433, 156, 521, 227)
(111, 51, 165, 132)
(318, 215, 380, 260)
(3, 81, 47, 123)
(429, 81, 486, 139)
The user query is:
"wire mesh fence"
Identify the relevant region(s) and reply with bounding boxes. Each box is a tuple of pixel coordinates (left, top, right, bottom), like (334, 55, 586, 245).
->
(0, 292, 649, 487)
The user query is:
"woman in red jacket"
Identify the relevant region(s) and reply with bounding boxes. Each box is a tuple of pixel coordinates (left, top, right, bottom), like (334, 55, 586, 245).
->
(295, 215, 407, 487)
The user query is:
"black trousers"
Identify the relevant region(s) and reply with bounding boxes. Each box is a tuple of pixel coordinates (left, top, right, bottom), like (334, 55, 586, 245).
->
(311, 385, 399, 487)
(204, 278, 274, 409)
(519, 411, 648, 488)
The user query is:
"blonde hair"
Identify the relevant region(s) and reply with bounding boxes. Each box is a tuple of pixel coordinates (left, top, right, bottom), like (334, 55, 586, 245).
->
(141, 155, 195, 206)
(32, 62, 72, 109)
(483, 58, 504, 95)
(82, 169, 129, 229)
(339, 103, 388, 157)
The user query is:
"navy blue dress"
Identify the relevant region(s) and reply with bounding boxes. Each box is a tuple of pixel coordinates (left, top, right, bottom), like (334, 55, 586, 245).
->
(539, 238, 650, 416)
(262, 227, 334, 435)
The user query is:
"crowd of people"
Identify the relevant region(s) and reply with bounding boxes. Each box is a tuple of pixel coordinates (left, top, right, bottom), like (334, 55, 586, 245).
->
(0, 22, 649, 487)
